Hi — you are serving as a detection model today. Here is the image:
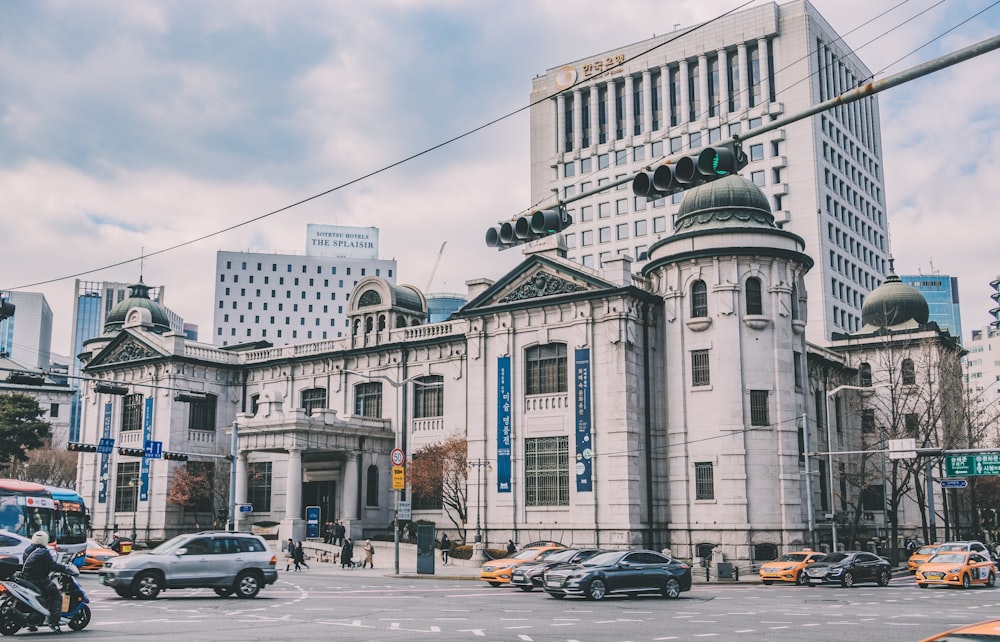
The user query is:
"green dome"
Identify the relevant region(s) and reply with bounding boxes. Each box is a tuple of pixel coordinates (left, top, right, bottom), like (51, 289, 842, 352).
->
(104, 281, 172, 334)
(861, 266, 929, 329)
(674, 174, 774, 232)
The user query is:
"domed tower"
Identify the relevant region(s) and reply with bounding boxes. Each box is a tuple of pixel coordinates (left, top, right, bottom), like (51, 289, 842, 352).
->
(103, 280, 173, 334)
(641, 175, 814, 563)
(859, 260, 929, 332)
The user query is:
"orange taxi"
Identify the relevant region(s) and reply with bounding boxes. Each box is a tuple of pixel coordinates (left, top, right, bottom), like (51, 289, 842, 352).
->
(916, 550, 996, 589)
(920, 618, 1000, 640)
(759, 550, 826, 586)
(907, 543, 940, 573)
(480, 544, 564, 587)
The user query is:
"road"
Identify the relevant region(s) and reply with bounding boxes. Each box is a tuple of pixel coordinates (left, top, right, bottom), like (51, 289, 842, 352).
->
(62, 569, 1000, 640)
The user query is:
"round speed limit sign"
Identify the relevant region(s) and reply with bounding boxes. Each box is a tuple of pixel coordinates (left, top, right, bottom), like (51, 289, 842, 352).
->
(391, 448, 405, 466)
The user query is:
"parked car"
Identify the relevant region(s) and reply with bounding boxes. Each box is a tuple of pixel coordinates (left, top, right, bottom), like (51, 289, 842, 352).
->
(99, 531, 278, 599)
(802, 551, 892, 587)
(936, 541, 994, 558)
(542, 549, 691, 600)
(510, 548, 603, 592)
(0, 531, 31, 560)
(916, 551, 997, 589)
(907, 543, 941, 573)
(919, 618, 1000, 641)
(81, 539, 118, 571)
(759, 550, 826, 586)
(480, 544, 564, 586)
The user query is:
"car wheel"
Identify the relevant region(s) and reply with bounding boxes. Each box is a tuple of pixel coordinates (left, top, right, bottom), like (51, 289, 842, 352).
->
(877, 570, 891, 587)
(762, 580, 773, 585)
(842, 571, 854, 588)
(962, 573, 971, 589)
(586, 578, 607, 600)
(518, 585, 533, 592)
(988, 572, 996, 588)
(796, 571, 809, 587)
(67, 604, 91, 631)
(918, 583, 928, 589)
(488, 582, 502, 587)
(662, 578, 681, 599)
(114, 588, 133, 599)
(548, 593, 565, 599)
(133, 571, 162, 600)
(214, 587, 234, 597)
(234, 571, 262, 599)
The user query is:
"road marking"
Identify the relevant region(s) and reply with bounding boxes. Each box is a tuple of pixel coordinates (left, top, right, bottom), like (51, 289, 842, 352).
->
(517, 636, 533, 641)
(734, 629, 755, 633)
(389, 622, 441, 633)
(693, 634, 719, 637)
(324, 620, 373, 628)
(456, 629, 484, 636)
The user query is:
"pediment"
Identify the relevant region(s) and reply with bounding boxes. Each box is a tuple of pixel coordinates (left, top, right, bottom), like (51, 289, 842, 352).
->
(461, 254, 617, 312)
(88, 332, 166, 368)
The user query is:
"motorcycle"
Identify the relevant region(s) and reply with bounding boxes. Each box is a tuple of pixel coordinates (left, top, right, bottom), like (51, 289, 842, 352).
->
(0, 564, 91, 635)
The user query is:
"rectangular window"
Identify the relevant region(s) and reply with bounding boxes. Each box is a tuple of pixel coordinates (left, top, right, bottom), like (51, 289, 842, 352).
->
(49, 403, 59, 418)
(580, 205, 593, 222)
(581, 230, 594, 247)
(525, 343, 567, 395)
(301, 388, 327, 415)
(121, 394, 143, 432)
(188, 395, 217, 431)
(905, 413, 919, 437)
(413, 376, 444, 418)
(115, 462, 140, 512)
(750, 143, 764, 161)
(247, 462, 272, 512)
(691, 350, 710, 386)
(862, 409, 876, 434)
(616, 223, 628, 240)
(525, 436, 569, 506)
(598, 227, 611, 243)
(634, 219, 648, 236)
(750, 390, 769, 426)
(653, 216, 667, 233)
(598, 202, 611, 218)
(695, 462, 714, 500)
(616, 198, 628, 215)
(354, 382, 383, 418)
(793, 351, 803, 389)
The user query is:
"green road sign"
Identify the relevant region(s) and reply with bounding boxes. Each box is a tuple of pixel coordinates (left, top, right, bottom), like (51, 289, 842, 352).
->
(945, 453, 1000, 477)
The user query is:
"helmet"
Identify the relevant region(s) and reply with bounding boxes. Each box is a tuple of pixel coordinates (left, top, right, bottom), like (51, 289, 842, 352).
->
(31, 531, 49, 546)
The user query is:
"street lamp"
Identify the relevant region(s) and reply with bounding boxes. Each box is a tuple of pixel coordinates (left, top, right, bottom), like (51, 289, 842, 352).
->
(467, 459, 492, 544)
(128, 477, 140, 542)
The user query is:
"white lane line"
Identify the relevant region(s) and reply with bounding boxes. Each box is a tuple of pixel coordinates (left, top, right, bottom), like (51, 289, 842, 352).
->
(734, 630, 755, 633)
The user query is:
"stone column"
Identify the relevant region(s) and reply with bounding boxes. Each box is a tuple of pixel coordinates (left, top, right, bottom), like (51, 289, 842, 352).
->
(737, 44, 748, 116)
(678, 59, 690, 125)
(589, 85, 600, 147)
(718, 49, 730, 117)
(234, 450, 247, 506)
(341, 452, 359, 540)
(661, 65, 672, 128)
(642, 70, 653, 137)
(697, 54, 709, 126)
(279, 446, 304, 542)
(624, 74, 635, 139)
(757, 38, 770, 105)
(573, 89, 584, 152)
(556, 93, 566, 154)
(608, 81, 619, 142)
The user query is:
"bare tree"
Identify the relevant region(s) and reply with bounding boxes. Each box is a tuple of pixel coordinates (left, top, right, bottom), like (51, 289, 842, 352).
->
(21, 447, 78, 487)
(408, 436, 468, 540)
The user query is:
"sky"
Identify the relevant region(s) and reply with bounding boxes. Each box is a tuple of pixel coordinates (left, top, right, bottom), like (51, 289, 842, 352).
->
(1, 0, 999, 359)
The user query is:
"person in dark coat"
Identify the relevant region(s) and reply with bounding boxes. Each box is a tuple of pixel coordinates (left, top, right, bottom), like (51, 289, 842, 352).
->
(294, 541, 309, 571)
(340, 538, 354, 569)
(506, 540, 517, 556)
(22, 531, 76, 631)
(440, 534, 450, 565)
(284, 538, 295, 571)
(334, 521, 346, 546)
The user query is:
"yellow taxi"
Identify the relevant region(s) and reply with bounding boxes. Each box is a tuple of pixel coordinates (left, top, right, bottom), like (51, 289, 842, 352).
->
(907, 543, 940, 573)
(480, 544, 564, 587)
(915, 550, 996, 589)
(759, 550, 826, 586)
(920, 618, 1000, 640)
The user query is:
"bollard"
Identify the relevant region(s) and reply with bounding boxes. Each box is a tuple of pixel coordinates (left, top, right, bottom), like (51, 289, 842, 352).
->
(734, 565, 739, 581)
(706, 566, 710, 582)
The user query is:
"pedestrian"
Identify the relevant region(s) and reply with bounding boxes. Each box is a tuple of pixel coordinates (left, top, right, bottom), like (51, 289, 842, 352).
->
(341, 538, 354, 569)
(506, 539, 516, 556)
(285, 538, 295, 572)
(440, 534, 450, 565)
(362, 539, 374, 568)
(323, 521, 333, 545)
(295, 541, 310, 571)
(334, 520, 345, 546)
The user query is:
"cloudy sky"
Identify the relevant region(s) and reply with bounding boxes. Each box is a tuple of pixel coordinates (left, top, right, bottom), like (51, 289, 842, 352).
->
(2, 0, 999, 358)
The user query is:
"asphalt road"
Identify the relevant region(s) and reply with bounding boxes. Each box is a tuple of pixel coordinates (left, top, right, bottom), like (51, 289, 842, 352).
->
(53, 569, 1000, 641)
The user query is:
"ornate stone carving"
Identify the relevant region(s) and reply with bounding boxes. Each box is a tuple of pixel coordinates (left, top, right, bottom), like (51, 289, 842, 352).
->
(106, 340, 157, 364)
(499, 272, 585, 303)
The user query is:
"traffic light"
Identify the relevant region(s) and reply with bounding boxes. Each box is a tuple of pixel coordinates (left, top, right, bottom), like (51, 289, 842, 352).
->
(632, 141, 748, 200)
(162, 452, 189, 461)
(94, 382, 130, 395)
(0, 297, 13, 321)
(486, 207, 573, 251)
(118, 447, 145, 457)
(67, 443, 98, 453)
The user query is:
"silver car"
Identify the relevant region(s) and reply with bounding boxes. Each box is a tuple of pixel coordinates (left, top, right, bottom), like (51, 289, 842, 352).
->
(98, 532, 278, 599)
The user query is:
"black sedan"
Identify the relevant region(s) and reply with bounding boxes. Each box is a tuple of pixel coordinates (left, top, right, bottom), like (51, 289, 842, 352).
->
(803, 551, 892, 587)
(542, 549, 692, 600)
(510, 548, 604, 592)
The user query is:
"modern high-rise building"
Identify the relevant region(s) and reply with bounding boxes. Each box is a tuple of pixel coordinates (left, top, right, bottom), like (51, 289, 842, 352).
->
(900, 273, 962, 340)
(0, 291, 53, 370)
(213, 224, 397, 346)
(528, 0, 889, 343)
(964, 276, 1000, 443)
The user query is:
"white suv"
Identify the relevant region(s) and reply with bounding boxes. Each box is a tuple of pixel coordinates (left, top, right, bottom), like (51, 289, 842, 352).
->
(99, 532, 278, 599)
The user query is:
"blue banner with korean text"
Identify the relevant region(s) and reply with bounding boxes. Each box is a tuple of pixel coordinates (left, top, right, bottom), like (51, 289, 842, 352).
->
(98, 402, 112, 503)
(496, 356, 512, 493)
(140, 397, 153, 501)
(575, 348, 593, 492)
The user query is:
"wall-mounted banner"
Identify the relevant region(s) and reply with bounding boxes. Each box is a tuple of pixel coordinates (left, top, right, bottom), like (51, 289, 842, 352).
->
(98, 402, 112, 504)
(575, 348, 593, 492)
(140, 397, 153, 501)
(496, 356, 512, 493)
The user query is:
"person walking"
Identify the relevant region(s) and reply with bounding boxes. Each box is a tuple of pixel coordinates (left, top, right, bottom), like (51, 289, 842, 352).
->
(323, 521, 333, 545)
(284, 538, 295, 572)
(362, 539, 374, 568)
(341, 538, 354, 569)
(506, 539, 517, 556)
(294, 541, 310, 571)
(440, 534, 450, 565)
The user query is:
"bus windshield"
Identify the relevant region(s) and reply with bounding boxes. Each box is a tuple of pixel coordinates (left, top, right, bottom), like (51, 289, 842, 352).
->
(0, 480, 57, 539)
(47, 487, 88, 548)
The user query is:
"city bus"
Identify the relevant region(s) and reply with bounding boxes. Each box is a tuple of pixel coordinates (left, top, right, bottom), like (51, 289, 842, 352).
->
(45, 486, 88, 555)
(0, 479, 56, 540)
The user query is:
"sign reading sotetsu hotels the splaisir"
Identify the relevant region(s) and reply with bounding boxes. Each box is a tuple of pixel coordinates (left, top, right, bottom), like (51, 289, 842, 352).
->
(306, 224, 379, 259)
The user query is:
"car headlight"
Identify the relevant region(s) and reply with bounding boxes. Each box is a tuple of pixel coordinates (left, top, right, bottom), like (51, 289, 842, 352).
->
(948, 567, 963, 573)
(780, 565, 795, 572)
(828, 567, 843, 575)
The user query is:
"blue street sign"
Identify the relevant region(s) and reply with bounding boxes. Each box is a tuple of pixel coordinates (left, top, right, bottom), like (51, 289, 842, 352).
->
(97, 437, 116, 455)
(238, 504, 253, 513)
(940, 478, 968, 489)
(143, 440, 163, 459)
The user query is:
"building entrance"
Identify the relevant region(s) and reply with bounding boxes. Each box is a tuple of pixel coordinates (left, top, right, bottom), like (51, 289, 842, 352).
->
(302, 480, 337, 525)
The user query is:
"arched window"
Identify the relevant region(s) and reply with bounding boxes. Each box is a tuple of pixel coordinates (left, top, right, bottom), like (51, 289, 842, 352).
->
(366, 465, 379, 506)
(396, 315, 406, 328)
(358, 290, 381, 307)
(352, 319, 361, 335)
(365, 317, 374, 333)
(377, 314, 386, 331)
(745, 277, 763, 315)
(859, 363, 872, 387)
(690, 280, 708, 318)
(901, 358, 916, 385)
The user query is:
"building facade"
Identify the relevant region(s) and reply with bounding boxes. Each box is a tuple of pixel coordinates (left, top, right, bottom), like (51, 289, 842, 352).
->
(0, 291, 53, 371)
(901, 273, 963, 340)
(527, 0, 889, 343)
(1, 355, 73, 446)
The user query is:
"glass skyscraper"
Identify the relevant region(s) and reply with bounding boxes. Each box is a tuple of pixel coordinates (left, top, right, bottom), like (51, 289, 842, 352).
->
(900, 274, 962, 340)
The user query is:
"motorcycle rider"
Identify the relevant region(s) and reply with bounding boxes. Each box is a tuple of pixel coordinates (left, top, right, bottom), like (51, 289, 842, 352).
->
(21, 530, 75, 632)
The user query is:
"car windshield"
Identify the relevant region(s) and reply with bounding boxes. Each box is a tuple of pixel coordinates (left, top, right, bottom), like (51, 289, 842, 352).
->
(774, 553, 808, 562)
(916, 546, 938, 555)
(938, 544, 967, 552)
(543, 549, 579, 563)
(929, 553, 967, 564)
(148, 534, 191, 555)
(820, 553, 850, 564)
(512, 548, 548, 560)
(581, 551, 625, 567)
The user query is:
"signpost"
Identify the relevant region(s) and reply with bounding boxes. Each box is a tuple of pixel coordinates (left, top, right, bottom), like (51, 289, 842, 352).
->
(398, 499, 411, 520)
(945, 453, 1000, 477)
(97, 438, 116, 455)
(940, 478, 969, 489)
(392, 466, 405, 490)
(238, 504, 253, 513)
(391, 448, 405, 467)
(143, 440, 163, 459)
